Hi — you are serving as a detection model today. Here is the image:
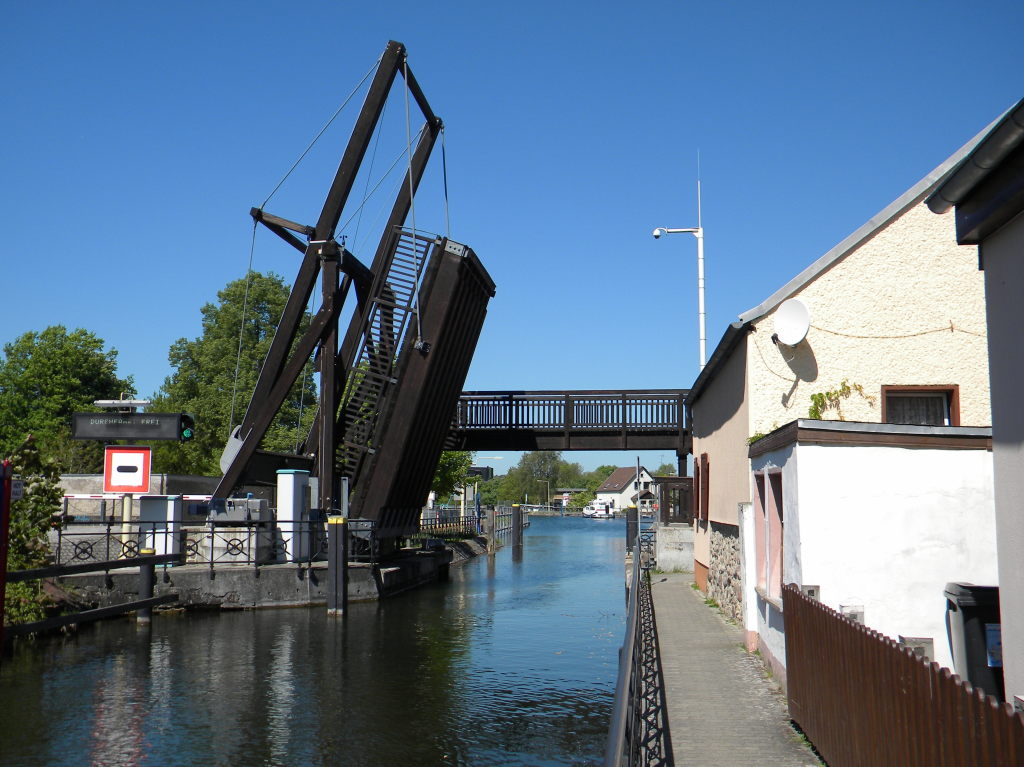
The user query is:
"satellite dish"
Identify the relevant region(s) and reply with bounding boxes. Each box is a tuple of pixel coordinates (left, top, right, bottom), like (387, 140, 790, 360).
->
(774, 298, 810, 346)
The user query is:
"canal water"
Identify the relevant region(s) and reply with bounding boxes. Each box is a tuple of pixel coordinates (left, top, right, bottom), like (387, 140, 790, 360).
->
(0, 516, 628, 766)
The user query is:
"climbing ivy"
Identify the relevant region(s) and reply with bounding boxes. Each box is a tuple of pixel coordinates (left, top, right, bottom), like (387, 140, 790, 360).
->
(808, 380, 876, 420)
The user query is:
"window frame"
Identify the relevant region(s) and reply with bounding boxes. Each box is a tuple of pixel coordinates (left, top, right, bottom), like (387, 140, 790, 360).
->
(881, 384, 960, 427)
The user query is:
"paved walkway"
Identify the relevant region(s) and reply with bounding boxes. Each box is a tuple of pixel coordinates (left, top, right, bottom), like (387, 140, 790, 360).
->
(651, 572, 821, 767)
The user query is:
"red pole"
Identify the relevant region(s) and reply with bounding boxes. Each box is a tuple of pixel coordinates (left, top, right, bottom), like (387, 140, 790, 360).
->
(0, 460, 12, 651)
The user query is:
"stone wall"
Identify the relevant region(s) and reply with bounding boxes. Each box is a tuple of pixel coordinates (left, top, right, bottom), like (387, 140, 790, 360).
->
(709, 521, 742, 622)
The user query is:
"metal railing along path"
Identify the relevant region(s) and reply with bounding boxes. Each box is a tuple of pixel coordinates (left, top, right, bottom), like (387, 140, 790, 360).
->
(605, 531, 673, 767)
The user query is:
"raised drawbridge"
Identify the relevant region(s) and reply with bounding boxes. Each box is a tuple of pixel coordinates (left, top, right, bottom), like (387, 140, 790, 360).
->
(212, 41, 494, 542)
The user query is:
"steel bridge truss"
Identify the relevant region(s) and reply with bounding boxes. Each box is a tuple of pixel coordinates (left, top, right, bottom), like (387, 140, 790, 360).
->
(214, 41, 494, 537)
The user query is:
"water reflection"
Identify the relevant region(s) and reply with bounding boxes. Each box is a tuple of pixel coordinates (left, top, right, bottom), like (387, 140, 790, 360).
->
(0, 517, 626, 766)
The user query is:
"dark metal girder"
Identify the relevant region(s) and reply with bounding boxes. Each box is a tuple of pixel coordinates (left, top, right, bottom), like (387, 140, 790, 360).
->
(250, 207, 315, 238)
(212, 276, 349, 499)
(313, 40, 406, 239)
(332, 120, 440, 432)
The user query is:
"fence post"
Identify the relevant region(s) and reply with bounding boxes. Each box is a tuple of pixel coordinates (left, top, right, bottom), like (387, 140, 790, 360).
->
(327, 516, 349, 616)
(626, 505, 639, 550)
(137, 548, 155, 623)
(486, 507, 497, 554)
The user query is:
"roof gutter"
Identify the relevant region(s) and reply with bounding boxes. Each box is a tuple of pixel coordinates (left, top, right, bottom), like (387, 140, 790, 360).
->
(684, 321, 751, 408)
(928, 97, 1024, 214)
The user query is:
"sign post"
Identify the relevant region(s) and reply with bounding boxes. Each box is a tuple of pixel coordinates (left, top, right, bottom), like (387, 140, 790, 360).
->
(104, 446, 152, 558)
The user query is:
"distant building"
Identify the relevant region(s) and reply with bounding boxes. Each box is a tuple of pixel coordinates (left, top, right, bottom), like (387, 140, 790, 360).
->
(595, 466, 656, 512)
(467, 466, 494, 481)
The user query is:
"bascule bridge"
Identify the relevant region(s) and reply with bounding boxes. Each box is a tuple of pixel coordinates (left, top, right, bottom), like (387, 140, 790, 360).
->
(214, 42, 690, 550)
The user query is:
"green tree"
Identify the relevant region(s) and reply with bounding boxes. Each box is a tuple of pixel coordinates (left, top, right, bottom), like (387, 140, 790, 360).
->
(149, 272, 317, 475)
(431, 451, 474, 501)
(654, 461, 677, 476)
(3, 435, 63, 624)
(0, 326, 134, 471)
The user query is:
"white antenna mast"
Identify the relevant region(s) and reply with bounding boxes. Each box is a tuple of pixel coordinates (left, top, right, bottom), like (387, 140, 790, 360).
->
(651, 154, 708, 371)
(695, 154, 706, 369)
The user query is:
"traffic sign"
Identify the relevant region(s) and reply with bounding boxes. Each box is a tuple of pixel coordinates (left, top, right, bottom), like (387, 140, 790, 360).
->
(103, 446, 152, 493)
(72, 412, 188, 441)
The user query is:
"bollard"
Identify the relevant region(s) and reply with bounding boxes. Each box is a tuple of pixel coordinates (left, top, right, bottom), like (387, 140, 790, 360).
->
(137, 548, 155, 623)
(512, 504, 523, 545)
(327, 516, 349, 616)
(486, 507, 497, 554)
(626, 505, 639, 550)
(511, 504, 524, 563)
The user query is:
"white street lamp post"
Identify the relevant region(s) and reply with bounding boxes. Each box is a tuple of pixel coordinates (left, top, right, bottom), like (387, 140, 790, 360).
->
(653, 182, 707, 370)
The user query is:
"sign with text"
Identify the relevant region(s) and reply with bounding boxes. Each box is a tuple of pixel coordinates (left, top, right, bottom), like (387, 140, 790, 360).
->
(73, 412, 183, 441)
(103, 446, 152, 494)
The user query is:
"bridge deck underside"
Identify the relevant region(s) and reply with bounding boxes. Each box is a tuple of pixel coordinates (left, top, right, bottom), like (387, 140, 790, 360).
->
(449, 428, 684, 452)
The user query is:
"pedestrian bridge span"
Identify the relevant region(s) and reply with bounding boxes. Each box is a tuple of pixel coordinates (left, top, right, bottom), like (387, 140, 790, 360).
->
(448, 389, 689, 455)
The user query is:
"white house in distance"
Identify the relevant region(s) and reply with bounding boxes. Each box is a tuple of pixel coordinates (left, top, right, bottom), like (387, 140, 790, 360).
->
(594, 466, 655, 513)
(744, 419, 996, 680)
(684, 124, 994, 627)
(926, 95, 1024, 709)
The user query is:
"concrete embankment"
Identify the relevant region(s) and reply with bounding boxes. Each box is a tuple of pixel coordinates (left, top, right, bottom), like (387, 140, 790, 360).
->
(59, 537, 489, 612)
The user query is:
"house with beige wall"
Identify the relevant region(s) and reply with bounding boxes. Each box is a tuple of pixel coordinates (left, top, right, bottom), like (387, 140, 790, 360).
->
(926, 95, 1024, 708)
(684, 130, 993, 621)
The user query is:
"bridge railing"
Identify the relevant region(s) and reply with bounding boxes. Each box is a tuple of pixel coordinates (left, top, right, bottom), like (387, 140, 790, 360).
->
(454, 390, 686, 432)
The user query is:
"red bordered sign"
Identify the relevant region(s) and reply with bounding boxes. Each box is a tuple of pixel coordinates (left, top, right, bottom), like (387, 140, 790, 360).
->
(103, 446, 152, 494)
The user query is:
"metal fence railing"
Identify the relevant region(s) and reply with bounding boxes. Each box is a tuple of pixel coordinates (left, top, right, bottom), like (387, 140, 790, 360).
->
(415, 513, 480, 541)
(784, 583, 1024, 766)
(51, 519, 329, 570)
(605, 532, 672, 767)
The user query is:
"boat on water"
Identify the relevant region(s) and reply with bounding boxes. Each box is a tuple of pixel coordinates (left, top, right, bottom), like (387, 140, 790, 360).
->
(582, 503, 615, 519)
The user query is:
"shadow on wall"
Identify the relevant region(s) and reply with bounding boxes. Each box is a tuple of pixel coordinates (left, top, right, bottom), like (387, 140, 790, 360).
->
(777, 337, 819, 410)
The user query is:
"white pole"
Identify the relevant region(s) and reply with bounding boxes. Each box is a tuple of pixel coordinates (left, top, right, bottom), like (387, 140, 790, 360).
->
(696, 227, 706, 370)
(696, 178, 706, 371)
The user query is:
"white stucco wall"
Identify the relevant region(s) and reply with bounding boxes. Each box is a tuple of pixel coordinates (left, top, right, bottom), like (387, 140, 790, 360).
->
(980, 210, 1024, 703)
(746, 202, 990, 436)
(775, 440, 996, 671)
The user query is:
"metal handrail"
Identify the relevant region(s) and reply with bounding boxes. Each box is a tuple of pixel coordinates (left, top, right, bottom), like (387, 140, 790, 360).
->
(605, 541, 642, 766)
(604, 532, 673, 767)
(454, 391, 686, 432)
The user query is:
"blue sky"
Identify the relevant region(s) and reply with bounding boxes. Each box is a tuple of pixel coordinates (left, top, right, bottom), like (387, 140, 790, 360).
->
(3, 2, 1022, 475)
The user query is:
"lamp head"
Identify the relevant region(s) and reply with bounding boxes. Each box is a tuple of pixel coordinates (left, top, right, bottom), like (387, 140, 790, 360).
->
(652, 227, 667, 239)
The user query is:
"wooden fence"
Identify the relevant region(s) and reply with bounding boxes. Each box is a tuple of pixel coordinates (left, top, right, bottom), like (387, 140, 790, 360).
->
(783, 583, 1024, 766)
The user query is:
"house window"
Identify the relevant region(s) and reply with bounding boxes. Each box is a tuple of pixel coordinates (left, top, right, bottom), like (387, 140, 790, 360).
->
(882, 385, 960, 426)
(699, 453, 710, 521)
(754, 471, 784, 601)
(753, 475, 766, 592)
(768, 473, 784, 601)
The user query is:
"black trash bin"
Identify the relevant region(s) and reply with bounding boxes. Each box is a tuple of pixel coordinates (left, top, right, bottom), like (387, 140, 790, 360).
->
(944, 582, 1004, 702)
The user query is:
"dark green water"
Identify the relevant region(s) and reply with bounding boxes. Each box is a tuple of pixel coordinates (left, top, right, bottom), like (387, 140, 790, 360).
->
(0, 516, 627, 766)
